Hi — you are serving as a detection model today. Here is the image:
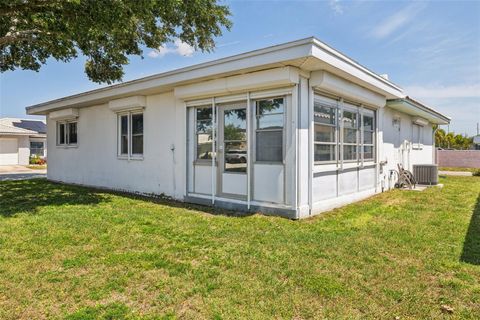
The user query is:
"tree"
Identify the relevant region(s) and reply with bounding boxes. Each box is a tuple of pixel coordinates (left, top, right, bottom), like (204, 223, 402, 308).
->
(0, 0, 231, 83)
(435, 128, 473, 149)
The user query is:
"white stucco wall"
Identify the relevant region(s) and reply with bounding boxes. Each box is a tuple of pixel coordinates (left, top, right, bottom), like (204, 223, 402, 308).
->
(44, 67, 438, 218)
(47, 92, 186, 199)
(380, 106, 434, 190)
(16, 136, 30, 165)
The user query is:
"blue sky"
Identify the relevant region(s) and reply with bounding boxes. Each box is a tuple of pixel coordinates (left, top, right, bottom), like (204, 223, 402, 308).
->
(1, 0, 479, 135)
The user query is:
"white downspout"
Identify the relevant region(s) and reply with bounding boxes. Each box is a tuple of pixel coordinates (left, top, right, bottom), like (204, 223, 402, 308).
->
(211, 97, 216, 205)
(246, 92, 251, 210)
(308, 80, 313, 215)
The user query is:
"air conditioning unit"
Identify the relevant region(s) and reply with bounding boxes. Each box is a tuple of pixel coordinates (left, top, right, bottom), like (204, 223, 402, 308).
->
(413, 164, 438, 185)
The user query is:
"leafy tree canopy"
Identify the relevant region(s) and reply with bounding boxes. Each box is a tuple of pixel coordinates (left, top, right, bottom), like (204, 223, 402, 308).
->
(0, 0, 231, 83)
(435, 128, 473, 150)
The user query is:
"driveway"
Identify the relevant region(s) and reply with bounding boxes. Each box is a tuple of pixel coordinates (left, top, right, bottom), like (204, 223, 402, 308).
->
(0, 165, 47, 181)
(438, 170, 473, 176)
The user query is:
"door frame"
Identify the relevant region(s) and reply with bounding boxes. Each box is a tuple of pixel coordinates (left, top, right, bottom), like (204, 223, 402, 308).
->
(216, 102, 248, 200)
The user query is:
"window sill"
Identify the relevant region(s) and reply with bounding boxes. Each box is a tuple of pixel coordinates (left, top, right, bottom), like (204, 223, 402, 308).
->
(194, 160, 217, 166)
(313, 161, 377, 173)
(412, 144, 424, 150)
(56, 144, 78, 149)
(117, 155, 144, 161)
(254, 161, 284, 165)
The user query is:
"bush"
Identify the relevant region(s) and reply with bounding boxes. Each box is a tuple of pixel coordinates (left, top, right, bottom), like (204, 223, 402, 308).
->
(29, 155, 46, 165)
(473, 169, 480, 177)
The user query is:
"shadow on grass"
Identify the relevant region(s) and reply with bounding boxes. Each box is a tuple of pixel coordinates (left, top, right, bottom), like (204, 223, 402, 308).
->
(0, 178, 108, 217)
(0, 178, 252, 219)
(460, 194, 480, 265)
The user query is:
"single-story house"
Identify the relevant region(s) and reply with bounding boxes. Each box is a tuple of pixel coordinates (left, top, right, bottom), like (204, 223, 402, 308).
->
(0, 118, 47, 165)
(26, 37, 450, 218)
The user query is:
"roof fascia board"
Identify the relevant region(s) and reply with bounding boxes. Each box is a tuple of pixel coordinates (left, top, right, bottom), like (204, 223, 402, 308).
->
(311, 42, 403, 98)
(174, 66, 299, 99)
(311, 70, 386, 107)
(387, 99, 450, 124)
(27, 39, 315, 115)
(26, 37, 407, 115)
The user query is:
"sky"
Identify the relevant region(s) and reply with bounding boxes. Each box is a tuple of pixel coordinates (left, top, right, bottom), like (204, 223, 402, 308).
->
(1, 0, 479, 135)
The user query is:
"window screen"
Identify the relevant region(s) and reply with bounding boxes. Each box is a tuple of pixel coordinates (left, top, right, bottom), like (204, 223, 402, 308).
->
(255, 98, 284, 162)
(195, 107, 213, 160)
(314, 101, 337, 162)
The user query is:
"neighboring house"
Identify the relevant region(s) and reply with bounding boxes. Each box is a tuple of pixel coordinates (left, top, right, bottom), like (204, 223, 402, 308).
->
(0, 118, 47, 165)
(26, 37, 450, 218)
(473, 135, 480, 150)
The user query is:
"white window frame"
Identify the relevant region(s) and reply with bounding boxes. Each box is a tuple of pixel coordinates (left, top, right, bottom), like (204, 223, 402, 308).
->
(361, 109, 375, 163)
(117, 110, 144, 159)
(254, 96, 286, 164)
(194, 105, 214, 163)
(313, 97, 338, 164)
(30, 141, 45, 156)
(412, 123, 423, 150)
(56, 120, 78, 147)
(341, 103, 360, 163)
(313, 93, 376, 167)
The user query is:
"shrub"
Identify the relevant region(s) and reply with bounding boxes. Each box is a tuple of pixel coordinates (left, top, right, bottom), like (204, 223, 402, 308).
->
(473, 169, 480, 177)
(29, 155, 46, 165)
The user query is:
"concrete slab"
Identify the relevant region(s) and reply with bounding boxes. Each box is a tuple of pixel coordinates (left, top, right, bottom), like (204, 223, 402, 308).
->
(0, 165, 47, 181)
(439, 171, 473, 176)
(0, 173, 46, 181)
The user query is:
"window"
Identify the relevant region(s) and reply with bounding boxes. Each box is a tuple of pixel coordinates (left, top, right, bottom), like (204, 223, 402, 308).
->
(57, 121, 77, 146)
(362, 113, 375, 160)
(223, 106, 247, 173)
(30, 141, 44, 156)
(412, 124, 422, 149)
(314, 94, 376, 164)
(68, 122, 77, 144)
(58, 123, 65, 145)
(314, 100, 337, 162)
(131, 114, 143, 155)
(195, 107, 213, 160)
(118, 111, 143, 157)
(342, 108, 358, 161)
(255, 98, 284, 162)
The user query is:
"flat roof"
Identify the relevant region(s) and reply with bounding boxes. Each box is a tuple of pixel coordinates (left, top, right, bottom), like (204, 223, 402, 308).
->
(25, 36, 450, 124)
(26, 37, 407, 114)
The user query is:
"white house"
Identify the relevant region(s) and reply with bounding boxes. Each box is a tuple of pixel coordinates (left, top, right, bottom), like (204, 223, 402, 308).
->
(0, 118, 47, 165)
(26, 37, 449, 218)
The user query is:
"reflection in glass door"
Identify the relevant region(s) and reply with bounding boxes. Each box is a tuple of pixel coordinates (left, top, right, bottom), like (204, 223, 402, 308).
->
(218, 102, 248, 198)
(223, 107, 247, 173)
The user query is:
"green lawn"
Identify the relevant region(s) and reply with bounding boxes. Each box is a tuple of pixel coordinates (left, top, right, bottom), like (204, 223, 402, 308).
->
(0, 177, 478, 319)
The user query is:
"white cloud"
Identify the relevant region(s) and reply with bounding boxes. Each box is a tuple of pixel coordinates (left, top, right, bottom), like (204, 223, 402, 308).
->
(217, 40, 241, 48)
(404, 84, 480, 135)
(329, 0, 343, 15)
(371, 3, 427, 39)
(147, 39, 195, 58)
(174, 39, 194, 57)
(404, 84, 480, 99)
(147, 45, 169, 58)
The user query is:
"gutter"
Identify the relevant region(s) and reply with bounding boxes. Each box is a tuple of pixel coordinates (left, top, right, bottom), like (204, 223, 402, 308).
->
(387, 97, 451, 124)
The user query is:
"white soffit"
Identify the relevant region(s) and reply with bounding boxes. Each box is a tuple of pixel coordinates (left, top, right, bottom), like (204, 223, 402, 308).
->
(310, 71, 386, 108)
(108, 95, 146, 112)
(49, 108, 79, 121)
(386, 99, 449, 125)
(174, 67, 299, 100)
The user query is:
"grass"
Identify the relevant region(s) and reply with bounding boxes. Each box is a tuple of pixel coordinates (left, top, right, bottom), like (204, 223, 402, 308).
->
(439, 167, 478, 172)
(0, 177, 479, 319)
